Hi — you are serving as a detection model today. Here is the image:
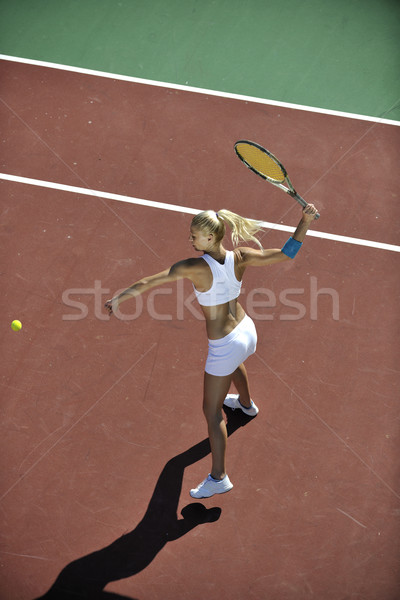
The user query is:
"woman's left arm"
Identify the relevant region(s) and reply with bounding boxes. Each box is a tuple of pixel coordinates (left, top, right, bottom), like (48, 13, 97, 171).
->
(105, 260, 192, 315)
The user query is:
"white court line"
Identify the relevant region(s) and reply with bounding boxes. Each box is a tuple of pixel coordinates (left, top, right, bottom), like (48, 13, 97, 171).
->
(1, 173, 399, 253)
(0, 54, 399, 127)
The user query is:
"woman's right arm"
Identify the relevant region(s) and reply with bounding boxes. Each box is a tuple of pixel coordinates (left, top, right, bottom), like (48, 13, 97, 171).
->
(105, 260, 192, 315)
(238, 203, 319, 269)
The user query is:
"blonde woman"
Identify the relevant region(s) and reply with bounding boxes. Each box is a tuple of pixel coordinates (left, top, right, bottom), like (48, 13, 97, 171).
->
(105, 203, 318, 498)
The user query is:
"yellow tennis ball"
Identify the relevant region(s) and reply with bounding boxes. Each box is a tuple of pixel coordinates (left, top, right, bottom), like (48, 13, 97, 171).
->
(11, 320, 22, 332)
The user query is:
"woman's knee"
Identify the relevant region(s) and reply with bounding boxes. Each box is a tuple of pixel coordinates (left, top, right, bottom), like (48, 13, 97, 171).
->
(202, 372, 231, 419)
(203, 398, 219, 421)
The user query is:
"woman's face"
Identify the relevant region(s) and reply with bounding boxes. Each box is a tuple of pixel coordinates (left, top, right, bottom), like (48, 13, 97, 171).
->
(189, 226, 213, 252)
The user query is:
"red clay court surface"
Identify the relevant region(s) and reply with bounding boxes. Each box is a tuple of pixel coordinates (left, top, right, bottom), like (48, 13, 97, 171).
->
(1, 59, 400, 599)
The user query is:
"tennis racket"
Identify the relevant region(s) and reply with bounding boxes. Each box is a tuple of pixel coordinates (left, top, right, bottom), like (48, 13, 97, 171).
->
(234, 140, 320, 219)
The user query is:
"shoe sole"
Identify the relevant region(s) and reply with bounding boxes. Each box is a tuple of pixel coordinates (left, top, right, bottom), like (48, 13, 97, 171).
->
(190, 485, 233, 499)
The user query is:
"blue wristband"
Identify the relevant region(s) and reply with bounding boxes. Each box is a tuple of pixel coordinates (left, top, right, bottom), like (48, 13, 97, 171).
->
(281, 236, 302, 259)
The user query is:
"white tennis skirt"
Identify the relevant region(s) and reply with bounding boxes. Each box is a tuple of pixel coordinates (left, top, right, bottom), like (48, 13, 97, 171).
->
(205, 314, 257, 377)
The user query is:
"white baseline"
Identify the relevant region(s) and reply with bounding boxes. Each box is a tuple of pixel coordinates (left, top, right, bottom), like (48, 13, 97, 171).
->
(0, 54, 399, 127)
(1, 173, 399, 253)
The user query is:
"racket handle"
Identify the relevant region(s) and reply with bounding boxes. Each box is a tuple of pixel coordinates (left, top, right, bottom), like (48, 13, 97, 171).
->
(292, 192, 320, 220)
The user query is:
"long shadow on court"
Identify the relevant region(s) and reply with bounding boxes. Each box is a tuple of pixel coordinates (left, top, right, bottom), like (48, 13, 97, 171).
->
(35, 407, 252, 600)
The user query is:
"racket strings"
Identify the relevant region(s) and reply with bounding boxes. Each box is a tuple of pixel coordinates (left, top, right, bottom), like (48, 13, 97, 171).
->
(236, 143, 285, 182)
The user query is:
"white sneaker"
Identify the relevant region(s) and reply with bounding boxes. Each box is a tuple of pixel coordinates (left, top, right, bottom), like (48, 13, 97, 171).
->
(223, 394, 259, 417)
(190, 474, 233, 499)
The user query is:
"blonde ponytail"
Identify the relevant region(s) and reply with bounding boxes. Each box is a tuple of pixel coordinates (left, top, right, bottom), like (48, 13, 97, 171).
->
(217, 209, 263, 249)
(191, 209, 263, 249)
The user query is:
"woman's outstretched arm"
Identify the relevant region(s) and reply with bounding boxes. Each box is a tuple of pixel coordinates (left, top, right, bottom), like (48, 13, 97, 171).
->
(104, 260, 193, 315)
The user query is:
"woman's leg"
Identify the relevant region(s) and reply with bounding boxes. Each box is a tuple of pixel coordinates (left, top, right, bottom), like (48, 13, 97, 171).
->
(203, 371, 232, 480)
(231, 362, 252, 408)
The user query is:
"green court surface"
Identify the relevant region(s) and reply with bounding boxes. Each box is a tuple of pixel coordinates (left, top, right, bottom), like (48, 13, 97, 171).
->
(1, 0, 399, 121)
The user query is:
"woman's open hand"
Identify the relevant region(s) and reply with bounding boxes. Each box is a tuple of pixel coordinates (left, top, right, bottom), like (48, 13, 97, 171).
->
(105, 297, 119, 316)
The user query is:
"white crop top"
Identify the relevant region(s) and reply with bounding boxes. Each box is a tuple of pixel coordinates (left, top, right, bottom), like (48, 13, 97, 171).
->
(193, 251, 242, 307)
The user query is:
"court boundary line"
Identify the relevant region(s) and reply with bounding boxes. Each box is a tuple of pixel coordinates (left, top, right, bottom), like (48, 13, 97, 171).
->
(1, 173, 399, 253)
(1, 54, 399, 127)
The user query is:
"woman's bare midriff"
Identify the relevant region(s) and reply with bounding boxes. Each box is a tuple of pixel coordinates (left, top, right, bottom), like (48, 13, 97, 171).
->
(201, 300, 246, 340)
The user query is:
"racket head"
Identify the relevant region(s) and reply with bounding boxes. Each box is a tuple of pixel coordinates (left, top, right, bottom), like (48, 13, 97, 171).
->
(234, 140, 287, 183)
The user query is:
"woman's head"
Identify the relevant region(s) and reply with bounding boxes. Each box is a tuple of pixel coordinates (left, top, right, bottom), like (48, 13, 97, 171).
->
(190, 210, 225, 250)
(190, 209, 263, 251)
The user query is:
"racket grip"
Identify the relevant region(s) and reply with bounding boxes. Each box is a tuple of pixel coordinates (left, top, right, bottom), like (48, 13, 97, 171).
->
(293, 192, 320, 220)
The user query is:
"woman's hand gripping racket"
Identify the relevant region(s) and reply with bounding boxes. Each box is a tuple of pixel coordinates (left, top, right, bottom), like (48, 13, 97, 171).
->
(234, 140, 320, 220)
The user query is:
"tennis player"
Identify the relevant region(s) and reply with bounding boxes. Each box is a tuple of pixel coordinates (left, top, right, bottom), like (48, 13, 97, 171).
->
(105, 203, 318, 498)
